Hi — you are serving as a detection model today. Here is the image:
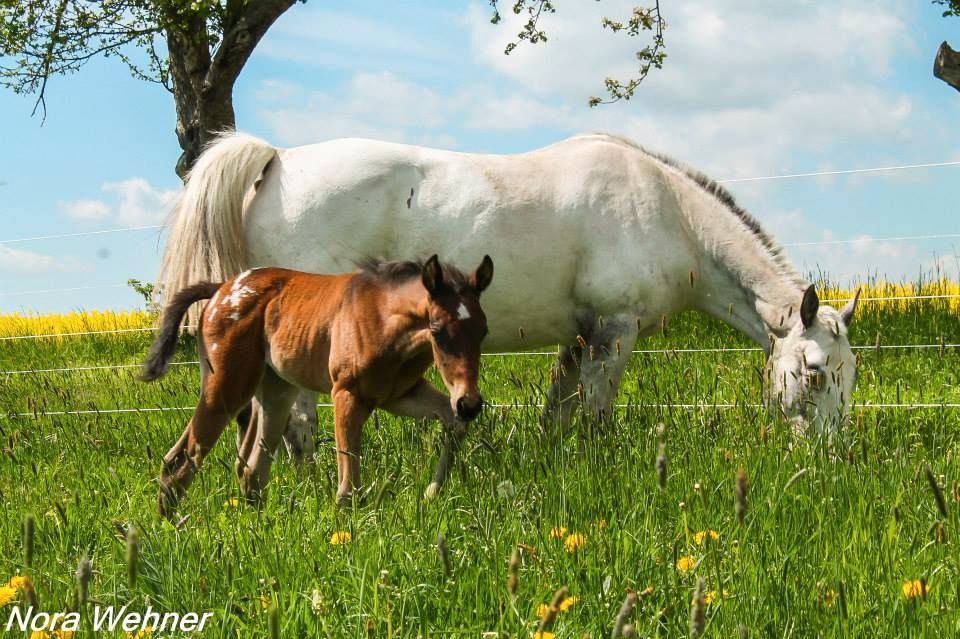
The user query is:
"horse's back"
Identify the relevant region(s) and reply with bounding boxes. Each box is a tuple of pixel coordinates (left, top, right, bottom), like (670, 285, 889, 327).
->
(242, 135, 694, 349)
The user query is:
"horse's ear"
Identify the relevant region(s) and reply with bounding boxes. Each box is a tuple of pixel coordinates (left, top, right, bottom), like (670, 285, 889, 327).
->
(472, 255, 494, 294)
(840, 287, 860, 326)
(800, 284, 819, 329)
(422, 254, 443, 295)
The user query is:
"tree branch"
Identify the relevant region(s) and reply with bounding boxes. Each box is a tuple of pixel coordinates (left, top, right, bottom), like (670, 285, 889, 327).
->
(30, 0, 69, 122)
(934, 41, 960, 93)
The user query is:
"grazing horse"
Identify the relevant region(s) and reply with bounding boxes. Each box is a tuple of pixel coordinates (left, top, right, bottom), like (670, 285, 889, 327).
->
(159, 132, 859, 452)
(142, 255, 493, 516)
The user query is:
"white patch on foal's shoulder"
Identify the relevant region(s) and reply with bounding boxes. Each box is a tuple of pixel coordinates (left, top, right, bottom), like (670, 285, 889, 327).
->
(210, 342, 218, 352)
(457, 302, 470, 320)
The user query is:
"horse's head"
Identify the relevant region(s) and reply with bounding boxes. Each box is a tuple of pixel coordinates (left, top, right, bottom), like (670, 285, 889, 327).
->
(421, 254, 494, 421)
(764, 286, 860, 432)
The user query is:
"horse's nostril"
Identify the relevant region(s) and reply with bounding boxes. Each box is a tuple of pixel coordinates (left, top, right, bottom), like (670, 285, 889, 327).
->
(456, 396, 482, 420)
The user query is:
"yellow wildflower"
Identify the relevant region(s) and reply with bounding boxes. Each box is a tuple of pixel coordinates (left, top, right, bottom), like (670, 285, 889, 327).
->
(127, 629, 154, 638)
(224, 498, 239, 508)
(694, 530, 719, 545)
(902, 579, 930, 600)
(563, 533, 586, 553)
(259, 595, 270, 610)
(7, 576, 28, 590)
(329, 530, 352, 545)
(695, 588, 729, 605)
(0, 586, 17, 607)
(823, 589, 836, 608)
(549, 526, 567, 539)
(596, 518, 608, 530)
(533, 633, 556, 639)
(676, 555, 696, 572)
(536, 603, 549, 617)
(558, 595, 578, 611)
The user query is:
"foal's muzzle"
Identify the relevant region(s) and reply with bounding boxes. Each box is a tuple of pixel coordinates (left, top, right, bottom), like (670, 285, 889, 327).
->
(456, 395, 483, 421)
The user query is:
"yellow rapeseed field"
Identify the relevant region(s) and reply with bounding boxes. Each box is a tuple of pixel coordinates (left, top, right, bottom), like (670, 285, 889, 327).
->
(0, 310, 153, 339)
(0, 279, 956, 339)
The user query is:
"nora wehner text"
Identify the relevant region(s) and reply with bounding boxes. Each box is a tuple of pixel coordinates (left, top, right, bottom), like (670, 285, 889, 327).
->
(5, 605, 213, 633)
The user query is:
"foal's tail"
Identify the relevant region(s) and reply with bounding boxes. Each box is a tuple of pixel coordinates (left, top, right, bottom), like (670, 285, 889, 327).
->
(158, 132, 277, 326)
(141, 282, 222, 382)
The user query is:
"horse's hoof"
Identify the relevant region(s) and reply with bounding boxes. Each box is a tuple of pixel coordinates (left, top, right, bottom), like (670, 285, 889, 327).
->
(336, 488, 354, 507)
(423, 482, 441, 500)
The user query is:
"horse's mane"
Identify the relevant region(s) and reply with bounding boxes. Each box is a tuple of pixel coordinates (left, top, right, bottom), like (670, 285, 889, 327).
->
(579, 133, 802, 284)
(356, 258, 469, 291)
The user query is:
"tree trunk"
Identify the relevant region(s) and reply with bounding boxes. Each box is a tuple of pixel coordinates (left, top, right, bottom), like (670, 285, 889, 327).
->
(934, 41, 960, 93)
(165, 0, 297, 179)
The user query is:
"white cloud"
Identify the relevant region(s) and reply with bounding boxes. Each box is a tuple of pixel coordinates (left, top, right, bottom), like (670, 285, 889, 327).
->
(102, 178, 178, 226)
(0, 245, 85, 274)
(58, 199, 111, 222)
(59, 178, 178, 227)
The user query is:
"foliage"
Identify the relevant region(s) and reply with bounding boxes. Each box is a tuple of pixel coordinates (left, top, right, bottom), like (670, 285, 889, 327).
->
(0, 280, 959, 634)
(935, 0, 960, 18)
(489, 0, 666, 107)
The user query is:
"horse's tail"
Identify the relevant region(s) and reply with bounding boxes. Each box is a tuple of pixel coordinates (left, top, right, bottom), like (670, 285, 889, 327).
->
(141, 282, 222, 382)
(158, 132, 277, 324)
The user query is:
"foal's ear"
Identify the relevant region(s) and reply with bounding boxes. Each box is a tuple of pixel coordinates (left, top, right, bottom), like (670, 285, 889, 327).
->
(422, 254, 443, 295)
(800, 284, 819, 329)
(840, 287, 860, 327)
(471, 255, 494, 294)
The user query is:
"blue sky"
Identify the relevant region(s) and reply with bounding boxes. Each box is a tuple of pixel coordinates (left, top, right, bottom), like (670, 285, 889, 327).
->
(1, 0, 958, 313)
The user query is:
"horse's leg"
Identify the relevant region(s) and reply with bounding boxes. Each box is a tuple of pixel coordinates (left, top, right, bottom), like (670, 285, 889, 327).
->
(235, 404, 259, 482)
(381, 379, 462, 499)
(239, 368, 300, 506)
(158, 370, 259, 519)
(282, 390, 319, 464)
(331, 386, 372, 506)
(542, 344, 583, 433)
(577, 314, 640, 422)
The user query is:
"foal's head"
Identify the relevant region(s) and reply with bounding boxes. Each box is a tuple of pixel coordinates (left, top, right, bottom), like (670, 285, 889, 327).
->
(764, 286, 860, 432)
(421, 254, 494, 421)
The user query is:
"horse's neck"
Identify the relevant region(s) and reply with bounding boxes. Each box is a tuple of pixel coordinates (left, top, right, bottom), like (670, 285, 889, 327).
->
(667, 173, 807, 345)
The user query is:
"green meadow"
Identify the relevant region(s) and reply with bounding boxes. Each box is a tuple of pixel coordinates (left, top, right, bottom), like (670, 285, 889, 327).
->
(1, 294, 959, 637)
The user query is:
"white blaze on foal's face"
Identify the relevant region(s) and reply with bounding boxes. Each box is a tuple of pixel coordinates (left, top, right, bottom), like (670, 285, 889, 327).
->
(457, 302, 470, 320)
(764, 287, 859, 432)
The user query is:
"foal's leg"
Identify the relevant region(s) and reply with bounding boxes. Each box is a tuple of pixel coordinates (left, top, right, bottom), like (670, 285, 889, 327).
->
(542, 344, 583, 432)
(576, 314, 640, 422)
(239, 368, 300, 505)
(331, 386, 372, 506)
(158, 373, 259, 518)
(381, 379, 463, 499)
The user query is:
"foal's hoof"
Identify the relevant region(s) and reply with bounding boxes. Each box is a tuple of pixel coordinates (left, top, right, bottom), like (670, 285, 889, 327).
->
(423, 482, 442, 500)
(336, 488, 355, 507)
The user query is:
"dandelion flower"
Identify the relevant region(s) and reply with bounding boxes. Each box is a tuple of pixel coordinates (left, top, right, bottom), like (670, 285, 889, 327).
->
(596, 518, 608, 530)
(549, 526, 567, 539)
(7, 576, 27, 590)
(823, 589, 836, 608)
(676, 555, 696, 572)
(536, 603, 549, 618)
(563, 533, 586, 553)
(259, 595, 270, 610)
(696, 589, 729, 605)
(329, 531, 352, 545)
(558, 595, 578, 612)
(694, 530, 719, 545)
(224, 498, 239, 508)
(533, 632, 556, 639)
(0, 586, 17, 607)
(902, 579, 930, 600)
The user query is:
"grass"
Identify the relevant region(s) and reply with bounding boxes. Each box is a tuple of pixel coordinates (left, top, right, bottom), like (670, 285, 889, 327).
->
(0, 290, 959, 637)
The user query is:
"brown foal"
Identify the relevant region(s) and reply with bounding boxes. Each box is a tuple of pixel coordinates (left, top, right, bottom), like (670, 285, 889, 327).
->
(142, 255, 493, 517)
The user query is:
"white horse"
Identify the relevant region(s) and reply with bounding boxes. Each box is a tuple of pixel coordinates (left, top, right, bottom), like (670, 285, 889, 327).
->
(160, 132, 859, 463)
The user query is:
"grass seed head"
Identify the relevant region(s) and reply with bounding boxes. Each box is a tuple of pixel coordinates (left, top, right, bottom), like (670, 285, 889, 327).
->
(126, 526, 139, 588)
(611, 592, 637, 639)
(436, 533, 451, 577)
(735, 468, 748, 525)
(656, 443, 668, 490)
(507, 546, 520, 597)
(690, 577, 706, 639)
(76, 556, 92, 608)
(924, 467, 948, 519)
(538, 586, 568, 632)
(22, 513, 34, 569)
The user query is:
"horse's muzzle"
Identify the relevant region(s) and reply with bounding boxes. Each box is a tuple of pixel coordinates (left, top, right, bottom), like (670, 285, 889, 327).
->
(456, 395, 483, 421)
